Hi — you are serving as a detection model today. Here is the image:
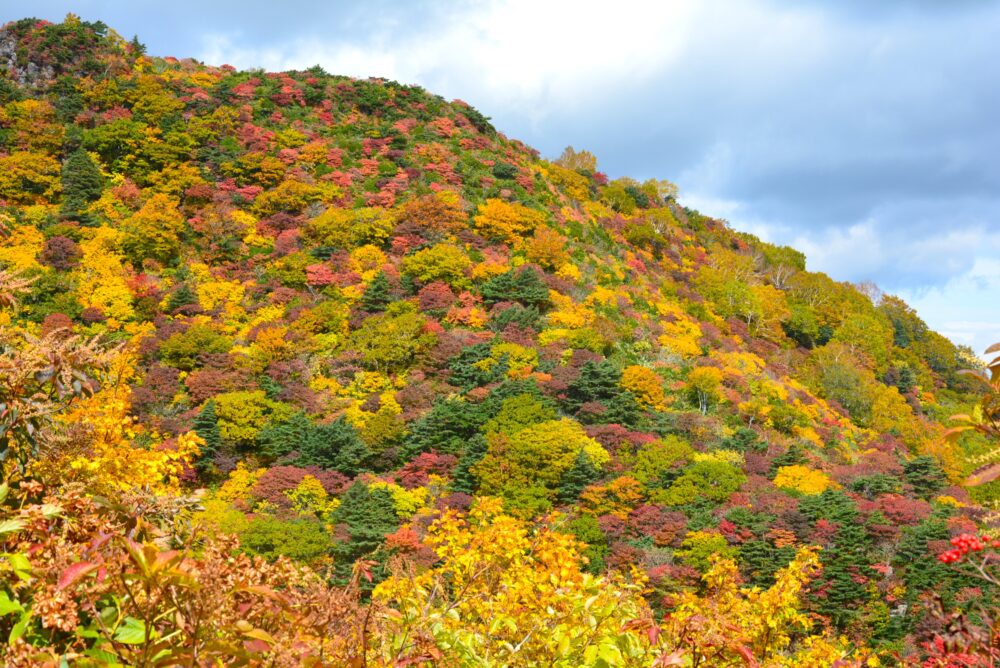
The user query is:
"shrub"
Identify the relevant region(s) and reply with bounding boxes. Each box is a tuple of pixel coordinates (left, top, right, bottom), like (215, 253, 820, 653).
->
(159, 325, 231, 371)
(773, 465, 835, 496)
(238, 516, 332, 563)
(472, 198, 547, 243)
(348, 303, 438, 371)
(213, 390, 294, 444)
(400, 243, 471, 288)
(658, 460, 746, 506)
(676, 530, 737, 573)
(251, 465, 349, 507)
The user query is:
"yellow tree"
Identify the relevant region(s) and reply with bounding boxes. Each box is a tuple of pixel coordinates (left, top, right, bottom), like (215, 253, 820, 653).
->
(473, 199, 547, 243)
(554, 145, 598, 172)
(121, 192, 186, 264)
(74, 226, 135, 327)
(621, 365, 666, 410)
(372, 498, 654, 667)
(473, 418, 609, 516)
(524, 225, 571, 270)
(371, 502, 864, 667)
(687, 366, 725, 414)
(0, 99, 65, 152)
(0, 151, 61, 204)
(53, 349, 202, 494)
(657, 547, 862, 666)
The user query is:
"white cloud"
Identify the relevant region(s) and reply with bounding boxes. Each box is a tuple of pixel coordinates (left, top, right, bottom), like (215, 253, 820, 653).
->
(189, 0, 1000, 353)
(898, 256, 1000, 355)
(199, 0, 702, 124)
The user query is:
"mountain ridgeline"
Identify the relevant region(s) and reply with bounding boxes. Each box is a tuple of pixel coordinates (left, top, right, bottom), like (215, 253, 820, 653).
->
(0, 15, 997, 666)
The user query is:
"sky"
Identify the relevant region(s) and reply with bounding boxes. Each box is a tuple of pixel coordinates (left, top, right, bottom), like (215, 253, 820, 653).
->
(7, 0, 1000, 355)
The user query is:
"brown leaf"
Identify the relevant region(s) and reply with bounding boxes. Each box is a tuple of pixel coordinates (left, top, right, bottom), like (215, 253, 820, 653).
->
(943, 426, 972, 442)
(957, 369, 990, 384)
(964, 462, 1000, 487)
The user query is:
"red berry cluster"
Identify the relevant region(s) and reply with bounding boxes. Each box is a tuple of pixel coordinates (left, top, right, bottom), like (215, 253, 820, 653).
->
(938, 533, 1000, 563)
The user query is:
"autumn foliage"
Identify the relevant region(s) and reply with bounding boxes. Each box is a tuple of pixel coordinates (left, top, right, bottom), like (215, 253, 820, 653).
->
(0, 15, 996, 666)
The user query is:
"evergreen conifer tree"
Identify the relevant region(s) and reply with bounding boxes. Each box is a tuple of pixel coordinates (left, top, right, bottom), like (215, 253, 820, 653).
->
(799, 490, 875, 628)
(258, 412, 313, 460)
(192, 400, 222, 474)
(403, 398, 487, 458)
(332, 482, 399, 585)
(60, 148, 104, 223)
(167, 283, 197, 313)
(557, 449, 601, 505)
(564, 360, 642, 426)
(296, 418, 368, 473)
(332, 436, 373, 476)
(451, 434, 487, 494)
(360, 271, 392, 312)
(903, 455, 948, 499)
(480, 267, 550, 309)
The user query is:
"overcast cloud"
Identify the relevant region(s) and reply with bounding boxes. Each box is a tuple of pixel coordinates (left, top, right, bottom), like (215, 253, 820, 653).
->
(8, 0, 1000, 353)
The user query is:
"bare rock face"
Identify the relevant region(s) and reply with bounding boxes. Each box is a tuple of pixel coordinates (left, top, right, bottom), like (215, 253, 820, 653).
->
(0, 29, 56, 87)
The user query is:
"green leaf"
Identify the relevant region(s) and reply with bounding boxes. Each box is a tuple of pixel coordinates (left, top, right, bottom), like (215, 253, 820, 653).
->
(84, 647, 123, 664)
(5, 553, 32, 580)
(9, 610, 30, 644)
(0, 518, 25, 535)
(76, 625, 103, 639)
(597, 642, 622, 665)
(0, 591, 23, 616)
(39, 503, 62, 519)
(114, 617, 148, 645)
(242, 628, 275, 644)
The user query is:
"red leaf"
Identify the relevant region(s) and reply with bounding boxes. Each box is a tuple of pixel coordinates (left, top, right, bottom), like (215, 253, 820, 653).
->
(732, 644, 760, 667)
(58, 561, 98, 590)
(655, 651, 686, 666)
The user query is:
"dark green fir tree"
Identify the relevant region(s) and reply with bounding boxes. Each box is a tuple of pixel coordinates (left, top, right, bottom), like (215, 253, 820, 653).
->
(903, 455, 948, 499)
(331, 482, 399, 587)
(557, 449, 601, 505)
(360, 271, 392, 312)
(167, 283, 197, 313)
(60, 148, 104, 223)
(451, 434, 487, 494)
(192, 400, 222, 474)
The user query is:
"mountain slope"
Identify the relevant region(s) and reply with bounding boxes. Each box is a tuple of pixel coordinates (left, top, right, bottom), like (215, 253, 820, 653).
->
(0, 15, 997, 664)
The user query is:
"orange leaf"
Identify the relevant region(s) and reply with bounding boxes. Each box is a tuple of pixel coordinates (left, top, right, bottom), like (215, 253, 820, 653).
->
(943, 426, 972, 442)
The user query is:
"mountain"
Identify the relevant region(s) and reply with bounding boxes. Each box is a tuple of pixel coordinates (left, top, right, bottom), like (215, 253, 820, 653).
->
(0, 15, 997, 666)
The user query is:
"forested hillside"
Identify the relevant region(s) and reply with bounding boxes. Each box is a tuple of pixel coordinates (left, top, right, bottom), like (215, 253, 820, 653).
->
(1, 16, 997, 666)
